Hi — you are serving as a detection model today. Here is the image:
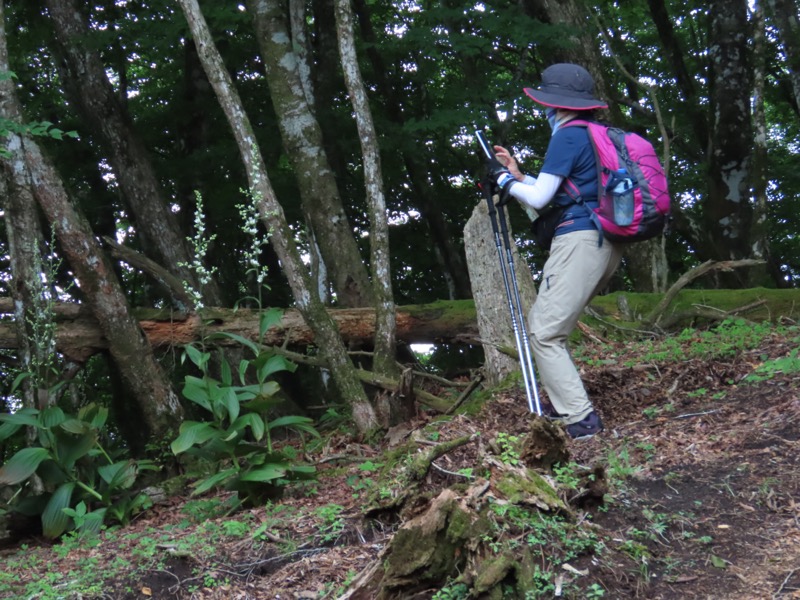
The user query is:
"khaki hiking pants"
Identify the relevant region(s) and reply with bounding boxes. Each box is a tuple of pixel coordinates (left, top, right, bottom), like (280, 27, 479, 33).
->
(529, 230, 623, 425)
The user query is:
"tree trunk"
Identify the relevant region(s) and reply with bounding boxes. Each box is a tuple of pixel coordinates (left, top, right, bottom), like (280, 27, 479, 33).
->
(646, 0, 710, 151)
(767, 0, 800, 112)
(350, 0, 473, 300)
(0, 299, 480, 356)
(0, 3, 183, 443)
(334, 0, 397, 380)
(177, 0, 379, 434)
(0, 170, 55, 412)
(463, 201, 537, 386)
(706, 0, 755, 286)
(43, 0, 223, 308)
(245, 0, 374, 309)
(750, 0, 779, 286)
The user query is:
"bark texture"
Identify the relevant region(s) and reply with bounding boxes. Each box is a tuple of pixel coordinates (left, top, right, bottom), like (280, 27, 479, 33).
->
(0, 3, 183, 441)
(350, 0, 473, 300)
(767, 0, 800, 111)
(334, 0, 397, 378)
(246, 0, 374, 309)
(707, 0, 754, 282)
(43, 0, 222, 308)
(177, 0, 379, 433)
(0, 300, 479, 356)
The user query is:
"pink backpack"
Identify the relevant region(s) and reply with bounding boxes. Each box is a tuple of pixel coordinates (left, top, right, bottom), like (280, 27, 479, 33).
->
(562, 120, 671, 243)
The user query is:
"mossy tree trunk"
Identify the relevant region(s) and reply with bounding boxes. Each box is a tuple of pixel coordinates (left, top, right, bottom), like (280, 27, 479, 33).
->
(335, 0, 399, 417)
(0, 7, 184, 443)
(178, 0, 379, 434)
(246, 0, 374, 309)
(44, 0, 222, 308)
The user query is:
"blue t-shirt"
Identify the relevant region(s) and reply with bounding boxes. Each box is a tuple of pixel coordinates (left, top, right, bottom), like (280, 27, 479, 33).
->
(540, 123, 599, 237)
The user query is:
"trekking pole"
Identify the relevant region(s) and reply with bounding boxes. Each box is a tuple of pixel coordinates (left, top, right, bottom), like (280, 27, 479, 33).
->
(475, 130, 542, 416)
(494, 199, 542, 415)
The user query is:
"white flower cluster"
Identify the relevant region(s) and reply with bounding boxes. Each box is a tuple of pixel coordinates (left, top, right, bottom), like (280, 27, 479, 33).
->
(237, 187, 270, 286)
(179, 190, 218, 309)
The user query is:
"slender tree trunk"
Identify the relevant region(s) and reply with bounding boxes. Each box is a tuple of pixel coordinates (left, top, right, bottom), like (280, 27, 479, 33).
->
(767, 0, 800, 113)
(646, 0, 710, 151)
(750, 1, 784, 286)
(43, 0, 223, 308)
(0, 171, 54, 412)
(350, 0, 473, 300)
(706, 0, 755, 285)
(0, 169, 53, 493)
(334, 0, 397, 379)
(176, 0, 379, 433)
(0, 3, 183, 443)
(245, 0, 374, 309)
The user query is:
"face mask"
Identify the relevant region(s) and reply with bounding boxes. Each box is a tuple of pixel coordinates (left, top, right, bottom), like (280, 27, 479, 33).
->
(546, 108, 559, 134)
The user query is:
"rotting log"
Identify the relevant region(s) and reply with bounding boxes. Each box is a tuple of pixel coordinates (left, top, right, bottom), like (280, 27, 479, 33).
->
(0, 299, 479, 360)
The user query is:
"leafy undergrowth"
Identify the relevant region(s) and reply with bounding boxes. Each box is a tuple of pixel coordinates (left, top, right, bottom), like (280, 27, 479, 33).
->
(1, 319, 800, 599)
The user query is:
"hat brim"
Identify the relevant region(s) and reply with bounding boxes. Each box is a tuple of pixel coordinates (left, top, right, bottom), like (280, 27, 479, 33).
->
(523, 87, 608, 111)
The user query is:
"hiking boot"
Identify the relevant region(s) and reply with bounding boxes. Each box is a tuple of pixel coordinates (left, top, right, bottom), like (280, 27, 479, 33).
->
(566, 411, 604, 440)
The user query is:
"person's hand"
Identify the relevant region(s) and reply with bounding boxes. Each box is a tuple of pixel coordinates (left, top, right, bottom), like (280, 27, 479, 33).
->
(493, 145, 524, 181)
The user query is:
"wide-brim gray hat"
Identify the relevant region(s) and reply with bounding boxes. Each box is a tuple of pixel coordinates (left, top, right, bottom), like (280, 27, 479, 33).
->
(523, 63, 608, 110)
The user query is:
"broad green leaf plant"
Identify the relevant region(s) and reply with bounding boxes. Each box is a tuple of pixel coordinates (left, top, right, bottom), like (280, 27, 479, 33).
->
(0, 403, 157, 538)
(172, 307, 318, 505)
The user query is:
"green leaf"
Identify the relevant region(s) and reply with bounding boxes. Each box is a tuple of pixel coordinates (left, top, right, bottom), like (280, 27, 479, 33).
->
(238, 359, 249, 385)
(60, 431, 99, 470)
(0, 407, 39, 426)
(79, 403, 109, 430)
(247, 413, 265, 441)
(191, 468, 237, 495)
(10, 371, 32, 393)
(239, 465, 286, 482)
(42, 482, 75, 538)
(0, 421, 22, 442)
(171, 421, 217, 454)
(182, 376, 212, 411)
(257, 355, 295, 382)
(710, 555, 727, 569)
(287, 464, 316, 475)
(229, 413, 266, 441)
(268, 415, 318, 432)
(220, 355, 233, 387)
(98, 461, 137, 490)
(208, 331, 259, 356)
(60, 418, 91, 435)
(222, 388, 240, 423)
(259, 307, 283, 337)
(184, 344, 209, 371)
(0, 447, 51, 484)
(80, 508, 107, 535)
(41, 406, 66, 428)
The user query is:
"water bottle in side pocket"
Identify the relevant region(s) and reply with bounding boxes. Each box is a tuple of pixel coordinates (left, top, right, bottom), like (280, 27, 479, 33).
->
(609, 168, 635, 226)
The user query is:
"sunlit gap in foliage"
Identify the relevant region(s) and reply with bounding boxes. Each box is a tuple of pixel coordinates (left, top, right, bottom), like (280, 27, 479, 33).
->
(388, 209, 421, 226)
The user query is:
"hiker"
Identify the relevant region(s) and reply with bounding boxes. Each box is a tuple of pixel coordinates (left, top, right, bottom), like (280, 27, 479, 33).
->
(490, 63, 623, 439)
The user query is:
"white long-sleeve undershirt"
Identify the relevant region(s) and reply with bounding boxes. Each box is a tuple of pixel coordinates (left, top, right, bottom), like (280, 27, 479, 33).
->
(508, 172, 565, 212)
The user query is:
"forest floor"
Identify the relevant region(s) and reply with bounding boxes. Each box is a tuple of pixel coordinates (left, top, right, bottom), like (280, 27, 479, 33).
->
(2, 319, 800, 599)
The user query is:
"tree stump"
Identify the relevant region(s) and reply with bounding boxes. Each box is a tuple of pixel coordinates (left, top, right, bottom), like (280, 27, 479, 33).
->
(463, 201, 537, 385)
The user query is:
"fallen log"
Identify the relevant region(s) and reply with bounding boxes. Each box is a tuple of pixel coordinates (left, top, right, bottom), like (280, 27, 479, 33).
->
(0, 298, 479, 360)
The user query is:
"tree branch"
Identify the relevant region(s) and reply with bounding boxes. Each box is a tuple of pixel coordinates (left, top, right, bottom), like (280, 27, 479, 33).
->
(643, 259, 766, 327)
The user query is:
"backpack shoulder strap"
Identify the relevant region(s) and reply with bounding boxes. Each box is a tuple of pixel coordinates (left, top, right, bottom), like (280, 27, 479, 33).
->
(557, 119, 606, 247)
